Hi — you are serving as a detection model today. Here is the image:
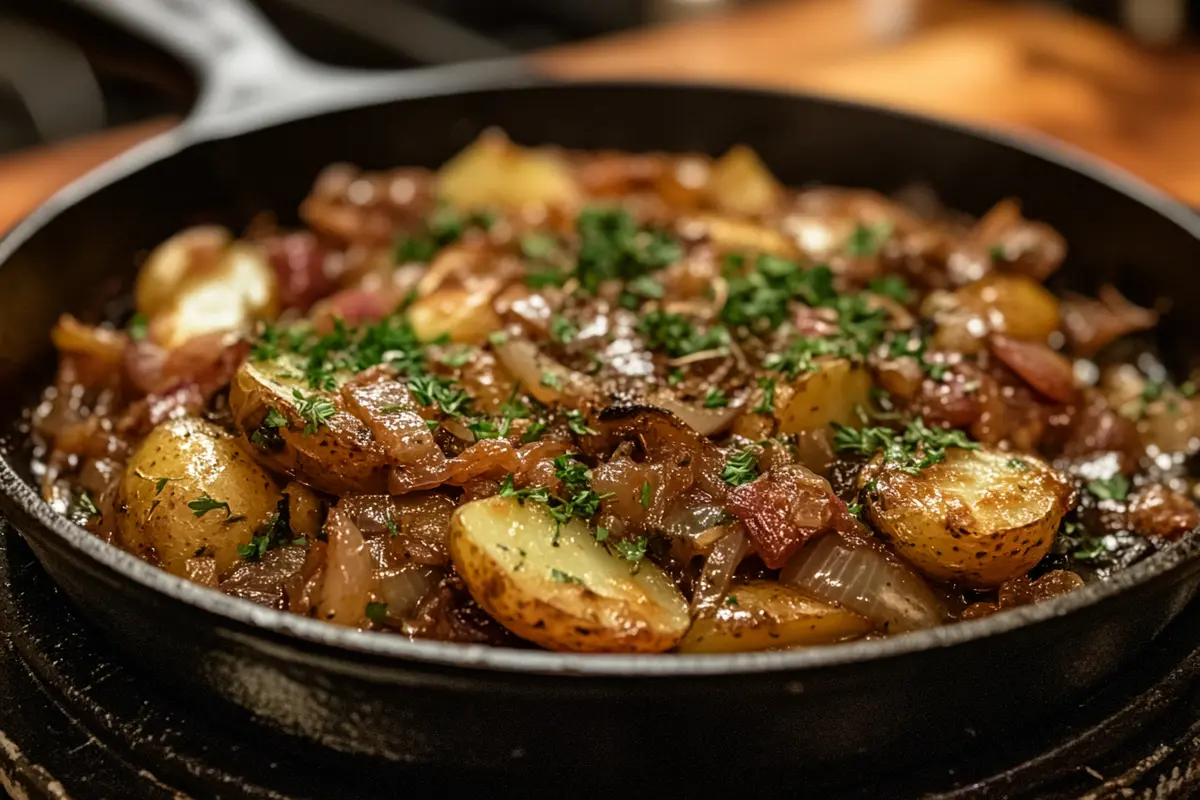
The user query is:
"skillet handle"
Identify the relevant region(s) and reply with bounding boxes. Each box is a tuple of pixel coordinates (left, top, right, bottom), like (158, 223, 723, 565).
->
(71, 0, 529, 137)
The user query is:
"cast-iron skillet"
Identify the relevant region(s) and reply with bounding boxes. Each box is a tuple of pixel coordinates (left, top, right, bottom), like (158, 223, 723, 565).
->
(3, 0, 1200, 788)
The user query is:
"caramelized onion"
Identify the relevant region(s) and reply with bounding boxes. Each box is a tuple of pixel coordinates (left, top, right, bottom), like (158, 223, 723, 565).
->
(780, 533, 945, 633)
(691, 526, 747, 617)
(316, 507, 374, 627)
(493, 336, 593, 405)
(989, 334, 1077, 404)
(649, 392, 741, 436)
(377, 564, 444, 620)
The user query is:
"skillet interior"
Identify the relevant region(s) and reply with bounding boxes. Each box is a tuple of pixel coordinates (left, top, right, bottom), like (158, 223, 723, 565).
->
(4, 81, 1200, 776)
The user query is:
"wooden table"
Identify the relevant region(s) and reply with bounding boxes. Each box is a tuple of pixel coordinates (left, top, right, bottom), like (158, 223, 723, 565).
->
(3, 0, 1200, 231)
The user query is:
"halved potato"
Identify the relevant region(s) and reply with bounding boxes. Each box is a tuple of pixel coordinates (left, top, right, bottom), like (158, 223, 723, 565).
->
(449, 496, 689, 652)
(135, 225, 231, 318)
(775, 358, 872, 433)
(862, 447, 1071, 588)
(703, 145, 782, 217)
(137, 227, 279, 349)
(953, 273, 1060, 343)
(408, 286, 503, 344)
(115, 417, 282, 578)
(679, 580, 872, 653)
(229, 354, 390, 494)
(437, 130, 578, 211)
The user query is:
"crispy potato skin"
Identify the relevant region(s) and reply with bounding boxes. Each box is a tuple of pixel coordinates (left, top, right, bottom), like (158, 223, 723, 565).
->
(229, 358, 390, 494)
(862, 447, 1070, 588)
(115, 417, 281, 578)
(775, 358, 872, 433)
(679, 581, 872, 653)
(449, 497, 689, 653)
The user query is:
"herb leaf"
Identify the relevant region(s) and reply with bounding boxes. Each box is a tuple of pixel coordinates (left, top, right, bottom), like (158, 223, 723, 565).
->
(188, 492, 232, 519)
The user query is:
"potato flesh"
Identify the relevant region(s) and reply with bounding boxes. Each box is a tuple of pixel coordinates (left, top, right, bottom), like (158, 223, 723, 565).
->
(449, 496, 689, 652)
(703, 145, 783, 217)
(437, 132, 578, 212)
(135, 225, 230, 318)
(775, 358, 872, 433)
(863, 447, 1069, 588)
(115, 417, 282, 578)
(229, 355, 390, 494)
(679, 581, 872, 654)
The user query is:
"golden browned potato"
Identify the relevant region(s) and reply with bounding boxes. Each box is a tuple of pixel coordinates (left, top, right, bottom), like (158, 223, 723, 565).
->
(679, 581, 872, 653)
(115, 417, 282, 578)
(862, 447, 1070, 588)
(228, 355, 390, 494)
(449, 496, 690, 652)
(408, 286, 503, 344)
(703, 145, 783, 217)
(774, 358, 872, 433)
(437, 130, 578, 211)
(136, 227, 279, 349)
(135, 225, 230, 317)
(954, 273, 1060, 343)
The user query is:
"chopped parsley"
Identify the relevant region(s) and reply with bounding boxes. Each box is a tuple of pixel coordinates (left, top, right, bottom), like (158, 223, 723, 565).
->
(520, 233, 557, 260)
(521, 420, 548, 443)
(637, 310, 729, 358)
(540, 371, 563, 390)
(393, 203, 490, 264)
(250, 406, 289, 448)
(640, 481, 652, 508)
(724, 595, 739, 606)
(439, 348, 472, 368)
(615, 534, 649, 565)
(867, 274, 911, 303)
(721, 256, 835, 332)
(564, 409, 598, 436)
(832, 418, 979, 474)
(385, 517, 401, 536)
(703, 387, 729, 408)
(1006, 458, 1030, 472)
(365, 601, 389, 624)
(498, 454, 606, 537)
(550, 568, 584, 585)
(409, 374, 473, 419)
(845, 220, 894, 258)
(752, 377, 777, 415)
(721, 447, 760, 486)
(127, 312, 149, 342)
(188, 493, 233, 519)
(291, 389, 336, 435)
(550, 315, 578, 344)
(76, 491, 99, 518)
(153, 476, 171, 495)
(1087, 474, 1130, 502)
(573, 207, 682, 295)
(847, 502, 864, 518)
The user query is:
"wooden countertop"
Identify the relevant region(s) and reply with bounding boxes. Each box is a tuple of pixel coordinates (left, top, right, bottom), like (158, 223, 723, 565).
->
(3, 0, 1200, 232)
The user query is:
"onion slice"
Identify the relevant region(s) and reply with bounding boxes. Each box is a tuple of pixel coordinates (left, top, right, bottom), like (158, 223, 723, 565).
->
(690, 525, 747, 617)
(780, 533, 945, 633)
(493, 336, 594, 406)
(649, 392, 741, 436)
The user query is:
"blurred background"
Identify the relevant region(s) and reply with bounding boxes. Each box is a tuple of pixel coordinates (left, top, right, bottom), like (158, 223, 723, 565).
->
(1, 0, 1199, 226)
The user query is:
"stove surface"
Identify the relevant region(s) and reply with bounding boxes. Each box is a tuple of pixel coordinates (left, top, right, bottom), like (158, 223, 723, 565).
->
(3, 521, 1200, 799)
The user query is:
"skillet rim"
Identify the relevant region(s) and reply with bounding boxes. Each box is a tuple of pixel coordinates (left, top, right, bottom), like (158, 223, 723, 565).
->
(3, 77, 1200, 678)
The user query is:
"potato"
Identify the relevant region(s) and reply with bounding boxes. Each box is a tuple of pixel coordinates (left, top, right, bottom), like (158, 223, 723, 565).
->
(954, 273, 1060, 343)
(679, 581, 872, 653)
(408, 286, 503, 344)
(862, 447, 1070, 588)
(229, 355, 390, 494)
(135, 225, 231, 318)
(449, 496, 689, 652)
(115, 417, 282, 578)
(149, 242, 280, 349)
(775, 358, 872, 433)
(437, 130, 578, 212)
(703, 145, 782, 217)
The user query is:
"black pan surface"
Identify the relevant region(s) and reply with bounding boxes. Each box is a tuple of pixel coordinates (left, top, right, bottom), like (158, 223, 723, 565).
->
(2, 0, 1200, 787)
